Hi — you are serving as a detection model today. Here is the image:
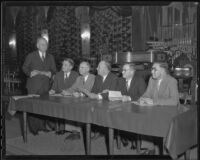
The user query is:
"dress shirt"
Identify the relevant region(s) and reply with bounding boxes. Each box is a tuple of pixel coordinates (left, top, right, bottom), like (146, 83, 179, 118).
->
(84, 75, 89, 83)
(157, 79, 162, 90)
(39, 51, 46, 60)
(64, 72, 70, 80)
(126, 79, 132, 90)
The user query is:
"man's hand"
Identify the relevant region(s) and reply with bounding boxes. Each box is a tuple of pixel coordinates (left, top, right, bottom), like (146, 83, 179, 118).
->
(122, 95, 131, 102)
(49, 89, 55, 95)
(138, 97, 153, 105)
(102, 89, 109, 93)
(88, 93, 99, 99)
(61, 90, 71, 96)
(30, 70, 40, 77)
(72, 92, 81, 97)
(41, 71, 52, 78)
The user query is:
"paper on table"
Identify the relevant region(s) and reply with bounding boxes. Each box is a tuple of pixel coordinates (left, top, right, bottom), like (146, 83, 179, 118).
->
(50, 93, 72, 97)
(12, 94, 40, 100)
(131, 100, 154, 106)
(108, 91, 123, 101)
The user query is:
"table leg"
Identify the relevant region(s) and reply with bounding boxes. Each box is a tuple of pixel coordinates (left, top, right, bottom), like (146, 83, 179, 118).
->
(136, 135, 141, 154)
(184, 149, 191, 160)
(117, 130, 121, 149)
(23, 112, 27, 143)
(108, 128, 114, 155)
(86, 123, 91, 155)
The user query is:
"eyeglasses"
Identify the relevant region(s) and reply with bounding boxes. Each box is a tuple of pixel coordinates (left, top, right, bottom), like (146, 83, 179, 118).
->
(122, 69, 130, 72)
(151, 67, 159, 72)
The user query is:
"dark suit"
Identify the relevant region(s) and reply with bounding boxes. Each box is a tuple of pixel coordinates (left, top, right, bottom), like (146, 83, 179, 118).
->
(51, 71, 79, 93)
(23, 51, 57, 94)
(91, 72, 118, 99)
(117, 75, 147, 101)
(22, 51, 57, 134)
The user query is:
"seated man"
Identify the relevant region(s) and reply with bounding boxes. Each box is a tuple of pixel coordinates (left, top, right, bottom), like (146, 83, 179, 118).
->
(118, 63, 147, 101)
(117, 63, 146, 149)
(62, 61, 95, 97)
(83, 60, 118, 100)
(61, 61, 95, 140)
(138, 62, 179, 155)
(49, 58, 79, 134)
(83, 60, 118, 139)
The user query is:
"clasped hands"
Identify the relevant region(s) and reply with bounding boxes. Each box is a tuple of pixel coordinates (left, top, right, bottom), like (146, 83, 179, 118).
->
(30, 70, 51, 78)
(138, 97, 157, 105)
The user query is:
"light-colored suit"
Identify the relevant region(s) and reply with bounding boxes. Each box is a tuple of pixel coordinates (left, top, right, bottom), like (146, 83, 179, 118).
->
(142, 74, 179, 106)
(67, 73, 95, 94)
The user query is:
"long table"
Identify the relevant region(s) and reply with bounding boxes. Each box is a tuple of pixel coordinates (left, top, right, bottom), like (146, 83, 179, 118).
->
(8, 95, 197, 159)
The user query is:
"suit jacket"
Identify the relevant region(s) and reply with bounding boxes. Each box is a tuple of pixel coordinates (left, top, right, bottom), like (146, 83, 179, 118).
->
(117, 75, 147, 101)
(22, 51, 57, 94)
(67, 73, 95, 93)
(142, 74, 179, 106)
(91, 72, 118, 99)
(51, 70, 79, 93)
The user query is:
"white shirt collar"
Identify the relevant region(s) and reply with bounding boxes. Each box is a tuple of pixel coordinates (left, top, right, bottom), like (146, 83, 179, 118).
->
(64, 72, 70, 78)
(103, 74, 108, 82)
(84, 74, 89, 82)
(126, 78, 132, 87)
(39, 51, 45, 58)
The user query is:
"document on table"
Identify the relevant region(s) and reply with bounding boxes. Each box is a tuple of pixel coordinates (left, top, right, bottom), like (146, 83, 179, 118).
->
(12, 94, 40, 100)
(131, 101, 154, 106)
(108, 91, 123, 101)
(49, 93, 72, 97)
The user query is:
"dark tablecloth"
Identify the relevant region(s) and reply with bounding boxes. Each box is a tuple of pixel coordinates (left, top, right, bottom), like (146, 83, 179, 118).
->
(165, 105, 197, 159)
(8, 95, 197, 159)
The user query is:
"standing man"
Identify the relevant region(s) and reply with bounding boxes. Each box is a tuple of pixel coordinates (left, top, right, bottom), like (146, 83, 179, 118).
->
(22, 37, 57, 135)
(49, 58, 79, 135)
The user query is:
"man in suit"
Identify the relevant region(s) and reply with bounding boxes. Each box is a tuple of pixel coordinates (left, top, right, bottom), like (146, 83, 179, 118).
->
(139, 62, 179, 106)
(84, 60, 118, 100)
(49, 58, 79, 134)
(138, 62, 179, 155)
(62, 61, 95, 97)
(62, 61, 95, 140)
(118, 63, 147, 101)
(49, 58, 79, 95)
(22, 37, 57, 135)
(117, 63, 146, 149)
(83, 60, 118, 139)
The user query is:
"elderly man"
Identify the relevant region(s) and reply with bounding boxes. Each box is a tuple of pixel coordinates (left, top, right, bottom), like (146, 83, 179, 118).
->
(118, 63, 147, 101)
(22, 37, 57, 135)
(139, 62, 179, 106)
(83, 60, 118, 100)
(62, 61, 95, 97)
(138, 62, 179, 155)
(117, 63, 146, 148)
(49, 58, 79, 135)
(82, 60, 118, 139)
(61, 61, 95, 140)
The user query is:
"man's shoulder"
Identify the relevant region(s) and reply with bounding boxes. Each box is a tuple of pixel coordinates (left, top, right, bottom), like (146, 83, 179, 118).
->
(166, 74, 177, 83)
(71, 71, 79, 76)
(27, 51, 38, 57)
(88, 73, 95, 79)
(108, 72, 118, 79)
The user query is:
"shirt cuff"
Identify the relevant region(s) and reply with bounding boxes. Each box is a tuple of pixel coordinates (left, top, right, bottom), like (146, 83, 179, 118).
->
(98, 94, 103, 100)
